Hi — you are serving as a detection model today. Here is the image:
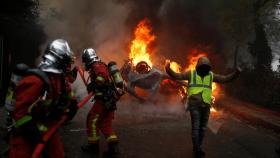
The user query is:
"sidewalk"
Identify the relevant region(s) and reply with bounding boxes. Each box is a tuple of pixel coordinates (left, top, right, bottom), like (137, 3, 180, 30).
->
(218, 96, 280, 133)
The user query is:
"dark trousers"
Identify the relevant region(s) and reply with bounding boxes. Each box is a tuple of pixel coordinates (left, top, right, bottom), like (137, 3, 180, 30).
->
(189, 104, 210, 151)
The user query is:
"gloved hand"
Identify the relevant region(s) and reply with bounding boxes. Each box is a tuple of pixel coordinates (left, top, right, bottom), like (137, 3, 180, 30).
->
(116, 88, 125, 96)
(71, 66, 78, 79)
(236, 66, 242, 73)
(66, 66, 78, 83)
(65, 99, 78, 122)
(87, 82, 95, 93)
(20, 121, 41, 145)
(165, 60, 171, 72)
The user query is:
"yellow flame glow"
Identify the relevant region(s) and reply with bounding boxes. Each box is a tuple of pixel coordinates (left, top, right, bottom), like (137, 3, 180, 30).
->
(129, 19, 155, 67)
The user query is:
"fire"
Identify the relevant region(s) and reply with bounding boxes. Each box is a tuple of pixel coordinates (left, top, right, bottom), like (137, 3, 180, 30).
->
(184, 50, 207, 71)
(170, 61, 182, 73)
(210, 107, 217, 113)
(128, 19, 220, 113)
(210, 107, 217, 112)
(129, 19, 155, 67)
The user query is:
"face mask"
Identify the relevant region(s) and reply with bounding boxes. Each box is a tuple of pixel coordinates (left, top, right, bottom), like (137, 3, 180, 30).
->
(196, 65, 211, 77)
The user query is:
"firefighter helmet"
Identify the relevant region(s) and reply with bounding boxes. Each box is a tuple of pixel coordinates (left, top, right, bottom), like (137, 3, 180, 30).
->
(82, 48, 101, 70)
(39, 39, 74, 74)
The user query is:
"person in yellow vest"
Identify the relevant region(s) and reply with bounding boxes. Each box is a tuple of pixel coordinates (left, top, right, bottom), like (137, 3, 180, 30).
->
(165, 56, 241, 158)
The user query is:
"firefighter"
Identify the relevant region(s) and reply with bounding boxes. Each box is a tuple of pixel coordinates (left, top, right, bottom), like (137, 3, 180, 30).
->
(8, 39, 76, 158)
(165, 56, 241, 158)
(81, 48, 125, 156)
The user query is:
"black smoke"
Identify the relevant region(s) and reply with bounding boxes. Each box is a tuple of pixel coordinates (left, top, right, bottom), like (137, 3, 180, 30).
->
(0, 0, 46, 104)
(33, 0, 280, 110)
(39, 0, 237, 68)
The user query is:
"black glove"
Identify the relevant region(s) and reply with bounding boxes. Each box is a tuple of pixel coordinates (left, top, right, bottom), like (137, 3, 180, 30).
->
(20, 121, 41, 145)
(104, 101, 117, 111)
(236, 66, 242, 73)
(65, 99, 78, 122)
(48, 94, 69, 120)
(71, 66, 78, 80)
(87, 82, 95, 93)
(165, 61, 171, 72)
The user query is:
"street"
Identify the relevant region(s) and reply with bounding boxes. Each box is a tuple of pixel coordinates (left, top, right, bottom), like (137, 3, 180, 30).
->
(1, 1, 280, 158)
(60, 96, 280, 158)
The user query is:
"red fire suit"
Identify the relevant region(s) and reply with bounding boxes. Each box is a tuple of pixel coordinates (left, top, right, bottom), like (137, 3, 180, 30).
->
(86, 62, 118, 144)
(9, 73, 69, 158)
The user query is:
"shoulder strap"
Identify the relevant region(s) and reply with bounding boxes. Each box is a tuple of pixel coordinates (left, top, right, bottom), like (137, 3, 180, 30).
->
(209, 71, 213, 86)
(190, 70, 194, 84)
(189, 70, 197, 85)
(26, 69, 50, 89)
(27, 69, 50, 85)
(13, 63, 30, 76)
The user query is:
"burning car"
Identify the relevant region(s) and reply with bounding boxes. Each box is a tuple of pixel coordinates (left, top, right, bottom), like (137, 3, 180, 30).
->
(121, 60, 187, 102)
(120, 19, 187, 102)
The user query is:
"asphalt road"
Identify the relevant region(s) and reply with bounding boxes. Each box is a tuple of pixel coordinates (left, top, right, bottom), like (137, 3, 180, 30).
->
(60, 98, 280, 158)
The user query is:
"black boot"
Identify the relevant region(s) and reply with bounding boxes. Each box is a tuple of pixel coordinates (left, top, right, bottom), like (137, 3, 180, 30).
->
(199, 149, 206, 157)
(276, 147, 280, 156)
(193, 148, 206, 158)
(81, 143, 99, 155)
(103, 142, 121, 157)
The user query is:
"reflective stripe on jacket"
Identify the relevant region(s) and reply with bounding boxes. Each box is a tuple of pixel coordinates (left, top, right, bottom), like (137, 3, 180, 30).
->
(188, 70, 213, 105)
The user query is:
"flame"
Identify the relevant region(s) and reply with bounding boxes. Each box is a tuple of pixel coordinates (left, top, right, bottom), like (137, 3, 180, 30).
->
(184, 50, 207, 71)
(127, 19, 220, 114)
(210, 107, 217, 113)
(129, 19, 155, 67)
(170, 61, 182, 73)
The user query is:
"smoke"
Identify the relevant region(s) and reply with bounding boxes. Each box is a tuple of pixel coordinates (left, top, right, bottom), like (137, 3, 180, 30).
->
(115, 94, 186, 124)
(264, 1, 280, 72)
(38, 0, 279, 103)
(271, 53, 280, 72)
(39, 0, 130, 66)
(118, 0, 230, 69)
(38, 0, 249, 70)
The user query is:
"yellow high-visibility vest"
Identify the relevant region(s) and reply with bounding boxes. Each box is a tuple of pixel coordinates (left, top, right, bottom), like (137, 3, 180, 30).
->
(188, 70, 213, 105)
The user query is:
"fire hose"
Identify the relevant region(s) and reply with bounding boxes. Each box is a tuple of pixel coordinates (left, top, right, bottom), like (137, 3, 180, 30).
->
(31, 91, 93, 158)
(31, 67, 92, 158)
(77, 66, 88, 86)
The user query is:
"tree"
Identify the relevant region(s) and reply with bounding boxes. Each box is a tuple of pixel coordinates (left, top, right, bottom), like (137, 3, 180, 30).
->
(0, 0, 46, 105)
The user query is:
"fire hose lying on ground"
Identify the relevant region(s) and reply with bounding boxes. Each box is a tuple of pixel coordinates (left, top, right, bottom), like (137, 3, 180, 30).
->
(31, 67, 92, 158)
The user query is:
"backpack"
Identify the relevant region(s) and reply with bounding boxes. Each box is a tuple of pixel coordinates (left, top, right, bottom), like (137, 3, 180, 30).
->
(4, 63, 50, 112)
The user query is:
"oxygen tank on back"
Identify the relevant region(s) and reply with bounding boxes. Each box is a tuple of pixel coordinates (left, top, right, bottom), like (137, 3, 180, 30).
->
(108, 61, 124, 88)
(5, 63, 29, 112)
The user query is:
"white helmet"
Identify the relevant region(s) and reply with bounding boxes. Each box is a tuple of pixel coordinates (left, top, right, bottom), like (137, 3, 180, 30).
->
(39, 39, 74, 74)
(82, 48, 101, 70)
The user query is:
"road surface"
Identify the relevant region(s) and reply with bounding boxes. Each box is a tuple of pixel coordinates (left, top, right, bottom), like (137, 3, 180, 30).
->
(59, 97, 280, 158)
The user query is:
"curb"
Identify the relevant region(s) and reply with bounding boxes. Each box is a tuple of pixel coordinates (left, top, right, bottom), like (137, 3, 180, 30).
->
(221, 101, 280, 133)
(223, 106, 280, 133)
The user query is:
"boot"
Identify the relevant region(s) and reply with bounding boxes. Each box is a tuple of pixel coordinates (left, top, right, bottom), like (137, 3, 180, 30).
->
(199, 149, 206, 157)
(81, 143, 99, 155)
(276, 148, 280, 156)
(193, 148, 205, 158)
(103, 142, 121, 157)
